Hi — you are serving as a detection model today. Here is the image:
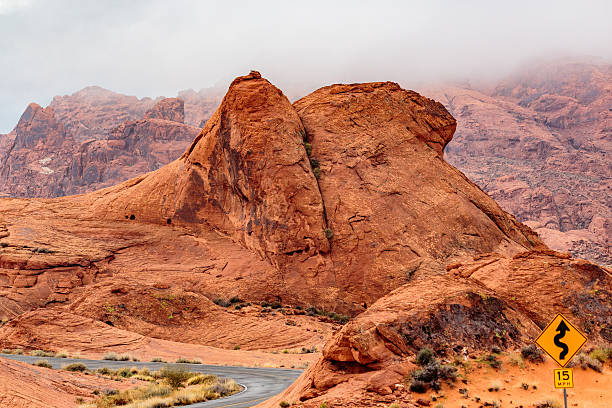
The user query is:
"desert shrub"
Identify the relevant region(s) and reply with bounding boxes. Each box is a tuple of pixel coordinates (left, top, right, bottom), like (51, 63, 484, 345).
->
(590, 346, 612, 364)
(1, 349, 12, 354)
(409, 379, 428, 393)
(324, 228, 333, 239)
(131, 355, 140, 362)
(568, 352, 603, 372)
(412, 362, 457, 383)
(535, 399, 561, 408)
(234, 345, 241, 350)
(389, 403, 401, 408)
(485, 354, 502, 369)
(116, 366, 132, 377)
(329, 312, 349, 324)
(160, 365, 193, 388)
(319, 403, 328, 408)
(13, 348, 23, 355)
(521, 344, 545, 363)
(313, 167, 321, 179)
(32, 359, 52, 368)
(63, 362, 87, 372)
(151, 357, 165, 362)
(279, 401, 290, 408)
(416, 347, 435, 366)
(410, 348, 457, 393)
(55, 351, 68, 358)
(97, 367, 112, 375)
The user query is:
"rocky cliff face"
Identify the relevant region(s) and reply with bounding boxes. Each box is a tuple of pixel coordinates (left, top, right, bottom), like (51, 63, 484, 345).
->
(0, 97, 198, 197)
(426, 61, 612, 266)
(0, 103, 75, 197)
(48, 86, 159, 142)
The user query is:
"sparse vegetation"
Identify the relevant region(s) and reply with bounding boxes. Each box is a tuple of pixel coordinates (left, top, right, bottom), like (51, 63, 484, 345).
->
(279, 401, 290, 408)
(151, 357, 166, 362)
(389, 403, 400, 408)
(175, 357, 202, 364)
(1, 348, 12, 354)
(483, 353, 502, 369)
(305, 305, 349, 324)
(63, 362, 87, 372)
(590, 346, 612, 364)
(521, 344, 545, 363)
(233, 345, 241, 350)
(568, 352, 603, 372)
(410, 347, 457, 392)
(303, 142, 313, 156)
(416, 347, 435, 366)
(213, 298, 231, 307)
(55, 350, 69, 358)
(535, 399, 562, 408)
(82, 376, 239, 408)
(185, 374, 216, 386)
(324, 228, 333, 240)
(30, 349, 55, 357)
(409, 379, 428, 393)
(103, 352, 131, 361)
(32, 359, 53, 368)
(161, 365, 195, 388)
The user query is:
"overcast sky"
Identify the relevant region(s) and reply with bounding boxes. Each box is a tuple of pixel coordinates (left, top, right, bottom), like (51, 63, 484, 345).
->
(1, 0, 611, 133)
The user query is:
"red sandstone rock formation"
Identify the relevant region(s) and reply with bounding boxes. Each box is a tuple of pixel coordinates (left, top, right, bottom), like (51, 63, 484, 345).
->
(426, 61, 611, 265)
(0, 74, 607, 402)
(0, 97, 198, 197)
(265, 250, 611, 406)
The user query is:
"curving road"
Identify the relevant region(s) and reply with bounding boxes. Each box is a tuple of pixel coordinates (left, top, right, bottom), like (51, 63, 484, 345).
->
(0, 354, 301, 408)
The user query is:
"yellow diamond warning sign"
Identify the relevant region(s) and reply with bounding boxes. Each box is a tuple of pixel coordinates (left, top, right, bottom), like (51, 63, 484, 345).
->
(554, 368, 574, 388)
(535, 313, 587, 367)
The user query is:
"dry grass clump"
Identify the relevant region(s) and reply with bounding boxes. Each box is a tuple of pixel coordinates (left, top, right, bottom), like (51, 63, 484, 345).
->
(32, 359, 53, 368)
(81, 376, 240, 408)
(30, 349, 55, 357)
(103, 352, 131, 361)
(63, 362, 87, 372)
(175, 357, 202, 364)
(185, 374, 217, 386)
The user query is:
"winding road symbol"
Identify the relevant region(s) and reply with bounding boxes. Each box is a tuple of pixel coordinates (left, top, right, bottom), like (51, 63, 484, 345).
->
(554, 320, 570, 360)
(535, 313, 587, 367)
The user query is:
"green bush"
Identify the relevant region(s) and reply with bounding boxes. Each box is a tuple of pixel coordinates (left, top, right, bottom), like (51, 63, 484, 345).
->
(416, 347, 435, 366)
(279, 401, 290, 408)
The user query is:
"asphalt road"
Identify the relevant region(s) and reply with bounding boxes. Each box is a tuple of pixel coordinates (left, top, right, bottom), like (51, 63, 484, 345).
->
(0, 354, 302, 408)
